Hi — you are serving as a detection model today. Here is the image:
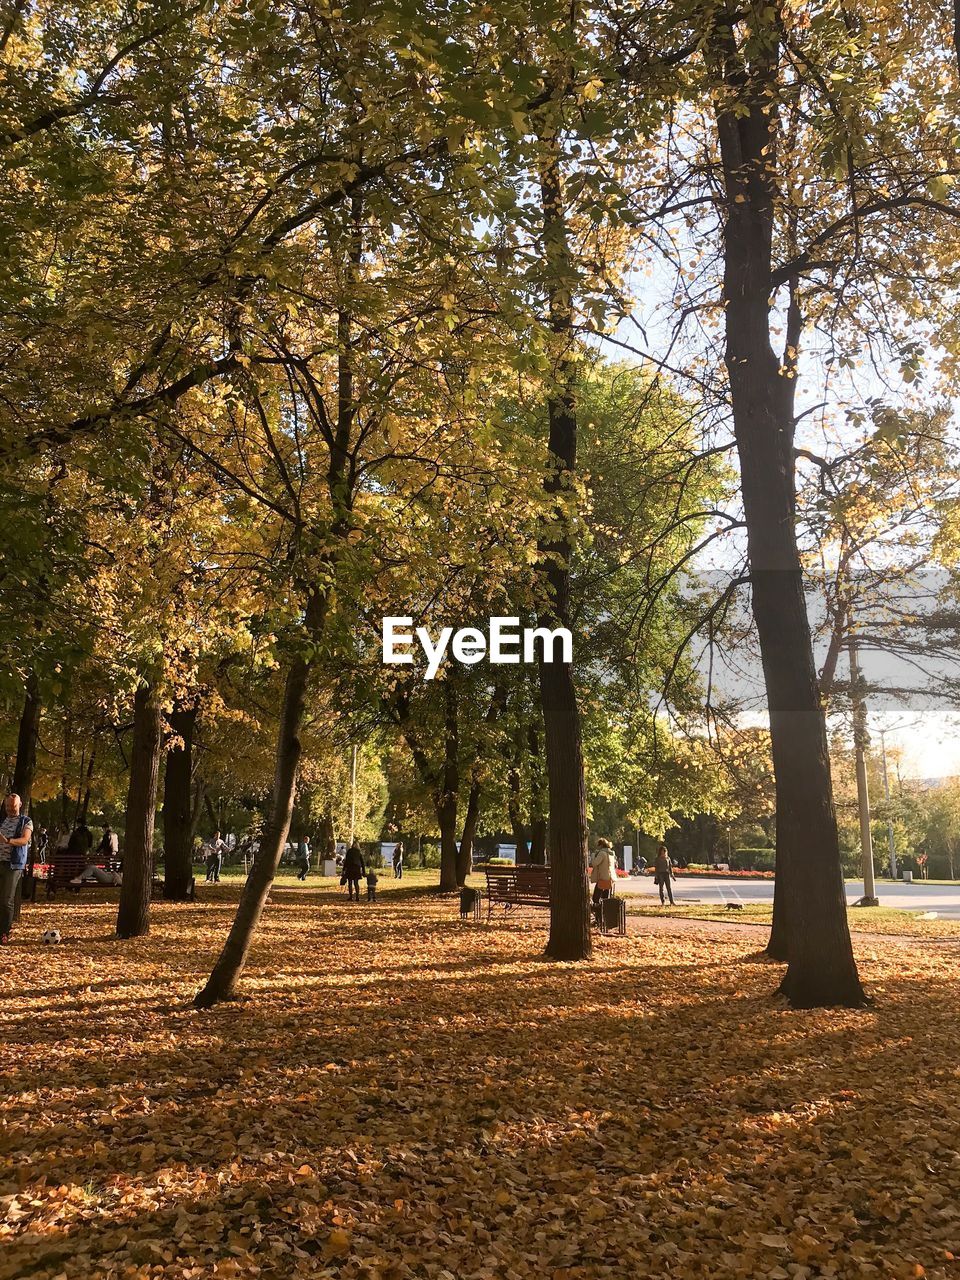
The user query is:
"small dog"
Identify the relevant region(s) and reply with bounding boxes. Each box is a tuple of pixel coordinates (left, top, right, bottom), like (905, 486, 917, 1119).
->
(459, 887, 482, 921)
(725, 901, 744, 911)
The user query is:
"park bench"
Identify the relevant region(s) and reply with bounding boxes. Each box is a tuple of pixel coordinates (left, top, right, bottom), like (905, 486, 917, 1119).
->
(42, 850, 124, 898)
(481, 864, 551, 922)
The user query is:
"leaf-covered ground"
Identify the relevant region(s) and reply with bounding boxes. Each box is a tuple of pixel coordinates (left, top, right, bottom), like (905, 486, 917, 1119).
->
(2, 883, 959, 1280)
(624, 901, 960, 940)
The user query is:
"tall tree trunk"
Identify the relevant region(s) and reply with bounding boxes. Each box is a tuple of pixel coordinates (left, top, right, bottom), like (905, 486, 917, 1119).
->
(77, 739, 97, 825)
(714, 11, 863, 1005)
(507, 747, 529, 862)
(12, 671, 40, 808)
(458, 778, 481, 884)
(59, 708, 73, 830)
(318, 808, 335, 866)
(536, 128, 591, 961)
(435, 678, 459, 892)
(163, 699, 198, 900)
(195, 651, 312, 1007)
(116, 683, 163, 939)
(527, 723, 547, 865)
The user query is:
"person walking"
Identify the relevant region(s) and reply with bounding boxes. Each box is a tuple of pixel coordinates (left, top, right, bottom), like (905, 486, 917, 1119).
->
(654, 843, 675, 906)
(296, 837, 311, 881)
(589, 837, 617, 925)
(343, 842, 365, 902)
(392, 840, 404, 880)
(0, 794, 33, 944)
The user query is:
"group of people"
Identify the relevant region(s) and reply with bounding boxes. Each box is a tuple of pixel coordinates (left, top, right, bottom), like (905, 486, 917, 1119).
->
(589, 838, 676, 917)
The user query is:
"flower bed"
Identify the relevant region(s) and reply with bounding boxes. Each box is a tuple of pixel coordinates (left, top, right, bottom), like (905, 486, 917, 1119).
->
(642, 866, 776, 880)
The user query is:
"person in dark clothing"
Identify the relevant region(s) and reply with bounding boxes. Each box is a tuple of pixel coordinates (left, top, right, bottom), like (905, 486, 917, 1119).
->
(296, 837, 310, 881)
(392, 841, 404, 880)
(366, 868, 379, 902)
(653, 844, 675, 906)
(67, 822, 93, 858)
(343, 843, 365, 902)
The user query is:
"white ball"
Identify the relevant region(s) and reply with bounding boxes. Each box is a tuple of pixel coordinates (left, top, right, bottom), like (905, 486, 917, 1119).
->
(41, 929, 61, 945)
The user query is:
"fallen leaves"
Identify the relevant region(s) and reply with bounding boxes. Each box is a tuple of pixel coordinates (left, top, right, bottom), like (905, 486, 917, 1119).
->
(1, 889, 959, 1279)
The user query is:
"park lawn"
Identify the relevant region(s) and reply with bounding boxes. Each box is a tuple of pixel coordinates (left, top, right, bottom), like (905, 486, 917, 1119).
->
(624, 901, 960, 940)
(2, 887, 959, 1280)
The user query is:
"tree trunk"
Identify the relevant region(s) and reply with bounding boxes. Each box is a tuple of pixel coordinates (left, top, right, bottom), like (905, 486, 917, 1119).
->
(507, 750, 530, 862)
(536, 128, 591, 961)
(12, 672, 40, 808)
(527, 723, 547, 865)
(435, 678, 459, 892)
(59, 708, 73, 829)
(714, 13, 863, 1005)
(163, 699, 198, 900)
(195, 651, 311, 1007)
(317, 808, 335, 866)
(458, 778, 481, 884)
(116, 683, 163, 939)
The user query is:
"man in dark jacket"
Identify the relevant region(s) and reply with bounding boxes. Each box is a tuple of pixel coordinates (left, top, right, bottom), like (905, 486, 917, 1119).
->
(343, 843, 365, 902)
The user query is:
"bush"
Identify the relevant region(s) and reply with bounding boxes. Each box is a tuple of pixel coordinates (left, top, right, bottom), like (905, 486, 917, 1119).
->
(732, 848, 776, 873)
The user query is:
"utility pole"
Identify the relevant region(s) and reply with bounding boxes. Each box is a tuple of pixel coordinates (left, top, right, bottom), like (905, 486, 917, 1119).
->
(849, 638, 879, 906)
(878, 729, 898, 880)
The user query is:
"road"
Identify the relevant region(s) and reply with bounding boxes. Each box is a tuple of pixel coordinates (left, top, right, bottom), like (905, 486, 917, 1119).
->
(617, 875, 960, 919)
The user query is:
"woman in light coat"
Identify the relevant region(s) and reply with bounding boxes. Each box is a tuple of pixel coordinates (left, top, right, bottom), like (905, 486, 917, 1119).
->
(589, 838, 617, 921)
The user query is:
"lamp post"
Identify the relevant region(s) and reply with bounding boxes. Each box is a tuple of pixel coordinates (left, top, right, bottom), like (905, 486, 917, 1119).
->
(349, 744, 358, 844)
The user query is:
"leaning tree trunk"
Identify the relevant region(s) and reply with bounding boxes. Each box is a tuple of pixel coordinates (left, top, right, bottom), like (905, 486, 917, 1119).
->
(537, 128, 591, 961)
(13, 672, 40, 808)
(714, 12, 863, 1005)
(195, 650, 311, 1007)
(163, 699, 198, 900)
(457, 778, 481, 884)
(116, 683, 164, 939)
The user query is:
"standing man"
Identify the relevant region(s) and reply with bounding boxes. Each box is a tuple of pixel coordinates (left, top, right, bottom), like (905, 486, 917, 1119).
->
(0, 794, 33, 944)
(296, 836, 311, 881)
(392, 840, 404, 880)
(205, 830, 227, 883)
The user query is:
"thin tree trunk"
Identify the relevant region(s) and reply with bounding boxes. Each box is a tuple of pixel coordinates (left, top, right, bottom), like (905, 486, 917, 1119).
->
(457, 778, 481, 884)
(195, 651, 311, 1007)
(163, 699, 198, 900)
(317, 808, 335, 866)
(714, 10, 863, 1004)
(507, 748, 530, 862)
(436, 678, 459, 892)
(116, 683, 163, 939)
(537, 126, 591, 961)
(13, 672, 40, 808)
(77, 739, 97, 825)
(189, 777, 205, 844)
(527, 723, 547, 865)
(60, 709, 73, 829)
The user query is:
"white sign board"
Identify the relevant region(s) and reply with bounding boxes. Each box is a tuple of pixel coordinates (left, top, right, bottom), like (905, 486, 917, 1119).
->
(622, 845, 633, 873)
(496, 843, 517, 863)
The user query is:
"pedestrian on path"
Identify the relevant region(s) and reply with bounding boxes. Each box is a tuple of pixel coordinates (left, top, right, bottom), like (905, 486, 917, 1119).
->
(392, 841, 404, 880)
(654, 844, 675, 906)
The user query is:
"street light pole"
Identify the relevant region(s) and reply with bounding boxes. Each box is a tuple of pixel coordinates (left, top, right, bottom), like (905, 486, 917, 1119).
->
(879, 729, 897, 880)
(849, 638, 879, 906)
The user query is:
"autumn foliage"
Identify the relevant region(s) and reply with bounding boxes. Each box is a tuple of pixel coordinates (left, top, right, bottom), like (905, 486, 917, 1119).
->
(2, 886, 959, 1279)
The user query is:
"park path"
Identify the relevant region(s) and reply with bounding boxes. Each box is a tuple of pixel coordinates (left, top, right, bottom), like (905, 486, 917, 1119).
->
(625, 909, 960, 952)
